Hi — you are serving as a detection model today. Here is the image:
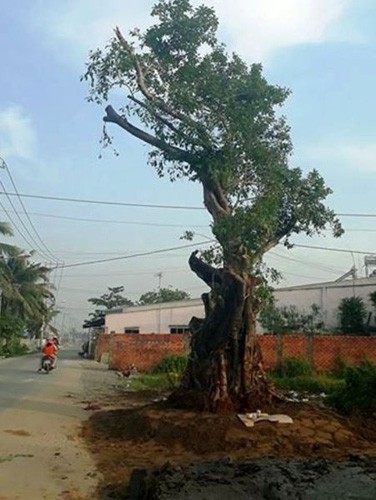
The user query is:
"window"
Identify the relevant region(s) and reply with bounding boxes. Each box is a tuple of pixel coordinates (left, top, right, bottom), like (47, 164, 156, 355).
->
(124, 327, 139, 334)
(169, 325, 190, 334)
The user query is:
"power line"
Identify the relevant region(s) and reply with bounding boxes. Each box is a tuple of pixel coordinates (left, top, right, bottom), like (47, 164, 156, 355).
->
(54, 240, 213, 269)
(0, 187, 42, 252)
(291, 243, 376, 256)
(1, 190, 376, 218)
(269, 250, 345, 274)
(4, 208, 376, 232)
(0, 208, 209, 228)
(0, 180, 56, 262)
(0, 190, 205, 210)
(1, 159, 58, 262)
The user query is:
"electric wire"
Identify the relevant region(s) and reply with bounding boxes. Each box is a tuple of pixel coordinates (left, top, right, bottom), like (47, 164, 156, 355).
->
(0, 210, 209, 228)
(54, 240, 213, 269)
(2, 160, 59, 262)
(1, 190, 376, 218)
(0, 190, 205, 210)
(0, 179, 55, 261)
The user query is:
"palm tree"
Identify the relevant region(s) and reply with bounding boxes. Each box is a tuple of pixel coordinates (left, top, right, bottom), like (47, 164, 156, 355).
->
(0, 249, 54, 349)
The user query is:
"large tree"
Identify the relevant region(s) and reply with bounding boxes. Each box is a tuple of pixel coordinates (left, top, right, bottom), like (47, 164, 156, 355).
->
(84, 286, 134, 328)
(83, 0, 342, 411)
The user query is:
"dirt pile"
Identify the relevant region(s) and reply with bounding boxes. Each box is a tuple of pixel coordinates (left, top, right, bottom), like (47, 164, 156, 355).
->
(82, 399, 376, 496)
(128, 457, 376, 499)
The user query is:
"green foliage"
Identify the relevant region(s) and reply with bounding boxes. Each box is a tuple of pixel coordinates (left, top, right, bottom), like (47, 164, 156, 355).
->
(369, 291, 376, 309)
(327, 361, 376, 413)
(138, 288, 190, 305)
(281, 357, 313, 377)
(338, 296, 367, 334)
(272, 374, 344, 395)
(83, 0, 342, 284)
(85, 286, 134, 328)
(0, 315, 28, 357)
(153, 355, 188, 374)
(88, 286, 134, 310)
(259, 303, 324, 334)
(152, 355, 188, 389)
(129, 373, 170, 392)
(332, 355, 349, 379)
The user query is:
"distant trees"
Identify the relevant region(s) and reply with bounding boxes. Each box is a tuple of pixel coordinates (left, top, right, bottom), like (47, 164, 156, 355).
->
(139, 287, 190, 305)
(84, 285, 191, 327)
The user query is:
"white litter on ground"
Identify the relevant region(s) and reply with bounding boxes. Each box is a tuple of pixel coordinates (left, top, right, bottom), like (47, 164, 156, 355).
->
(237, 410, 293, 427)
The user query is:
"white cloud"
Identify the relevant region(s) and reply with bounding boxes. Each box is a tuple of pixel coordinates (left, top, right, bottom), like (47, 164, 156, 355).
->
(204, 0, 351, 60)
(0, 106, 37, 160)
(334, 144, 376, 172)
(33, 0, 352, 63)
(299, 142, 376, 172)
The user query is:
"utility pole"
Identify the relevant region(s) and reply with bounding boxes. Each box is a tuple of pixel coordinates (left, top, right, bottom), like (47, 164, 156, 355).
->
(155, 272, 162, 334)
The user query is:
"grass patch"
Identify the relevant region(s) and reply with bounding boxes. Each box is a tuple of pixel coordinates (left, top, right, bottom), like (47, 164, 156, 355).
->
(129, 373, 171, 392)
(271, 374, 344, 395)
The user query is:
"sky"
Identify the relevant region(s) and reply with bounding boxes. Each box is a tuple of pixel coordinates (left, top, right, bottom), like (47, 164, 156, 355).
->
(1, 0, 376, 330)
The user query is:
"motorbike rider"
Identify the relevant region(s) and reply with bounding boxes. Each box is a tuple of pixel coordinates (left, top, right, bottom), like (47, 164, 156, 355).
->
(38, 339, 58, 372)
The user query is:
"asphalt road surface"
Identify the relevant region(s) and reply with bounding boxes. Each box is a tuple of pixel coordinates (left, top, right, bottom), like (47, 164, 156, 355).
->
(0, 348, 99, 499)
(0, 349, 77, 412)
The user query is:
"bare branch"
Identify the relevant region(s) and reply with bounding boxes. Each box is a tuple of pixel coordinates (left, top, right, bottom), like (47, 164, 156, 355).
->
(115, 27, 214, 149)
(115, 27, 191, 123)
(104, 105, 194, 163)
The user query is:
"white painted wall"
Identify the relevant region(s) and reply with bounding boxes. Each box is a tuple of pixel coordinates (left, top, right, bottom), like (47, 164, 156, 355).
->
(105, 278, 376, 333)
(275, 278, 376, 329)
(105, 299, 204, 334)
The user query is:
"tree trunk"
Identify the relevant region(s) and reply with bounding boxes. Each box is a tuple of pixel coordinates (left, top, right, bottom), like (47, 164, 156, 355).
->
(169, 252, 279, 412)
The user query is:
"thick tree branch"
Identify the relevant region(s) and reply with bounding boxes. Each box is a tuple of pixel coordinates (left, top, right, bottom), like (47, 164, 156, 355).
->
(203, 183, 230, 220)
(104, 105, 194, 163)
(189, 251, 222, 288)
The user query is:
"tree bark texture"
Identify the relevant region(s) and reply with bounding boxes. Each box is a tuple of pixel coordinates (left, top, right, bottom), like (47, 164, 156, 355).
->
(169, 252, 278, 413)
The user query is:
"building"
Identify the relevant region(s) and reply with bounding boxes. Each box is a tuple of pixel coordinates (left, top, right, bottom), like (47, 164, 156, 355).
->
(104, 277, 376, 334)
(105, 299, 203, 334)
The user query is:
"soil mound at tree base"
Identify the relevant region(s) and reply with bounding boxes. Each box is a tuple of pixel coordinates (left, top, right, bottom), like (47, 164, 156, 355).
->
(128, 457, 376, 500)
(82, 399, 376, 497)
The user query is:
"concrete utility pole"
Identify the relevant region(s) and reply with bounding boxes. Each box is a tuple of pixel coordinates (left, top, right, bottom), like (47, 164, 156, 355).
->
(155, 272, 162, 334)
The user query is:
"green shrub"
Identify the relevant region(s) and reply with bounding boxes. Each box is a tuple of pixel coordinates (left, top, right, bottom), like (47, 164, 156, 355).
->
(281, 357, 313, 377)
(0, 340, 29, 357)
(327, 361, 376, 413)
(153, 355, 188, 375)
(259, 303, 324, 334)
(332, 355, 348, 378)
(338, 296, 367, 334)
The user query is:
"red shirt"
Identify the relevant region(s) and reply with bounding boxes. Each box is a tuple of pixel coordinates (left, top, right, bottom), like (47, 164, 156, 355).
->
(42, 344, 56, 357)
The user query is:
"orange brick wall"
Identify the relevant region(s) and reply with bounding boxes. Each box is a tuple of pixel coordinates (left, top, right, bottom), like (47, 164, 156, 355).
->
(95, 333, 376, 372)
(107, 333, 188, 371)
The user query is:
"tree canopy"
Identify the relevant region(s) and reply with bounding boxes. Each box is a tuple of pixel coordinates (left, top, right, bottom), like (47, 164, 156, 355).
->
(139, 287, 190, 305)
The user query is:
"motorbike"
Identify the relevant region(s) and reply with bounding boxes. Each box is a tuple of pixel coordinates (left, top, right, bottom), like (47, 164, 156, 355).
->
(41, 355, 55, 374)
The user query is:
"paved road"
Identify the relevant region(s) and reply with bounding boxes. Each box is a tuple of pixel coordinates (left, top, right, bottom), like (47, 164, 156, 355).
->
(0, 349, 79, 412)
(0, 348, 99, 499)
